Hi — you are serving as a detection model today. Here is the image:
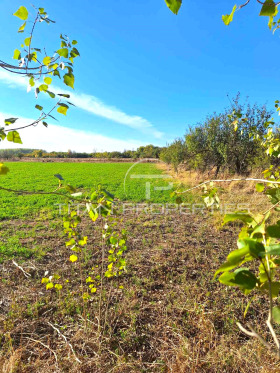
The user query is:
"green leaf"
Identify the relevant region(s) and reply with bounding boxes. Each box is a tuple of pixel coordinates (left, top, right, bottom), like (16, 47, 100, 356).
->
(228, 246, 250, 263)
(55, 284, 62, 290)
(43, 56, 52, 66)
(4, 118, 18, 125)
(53, 70, 61, 78)
(233, 268, 257, 290)
(266, 244, 280, 255)
(219, 268, 257, 291)
(46, 90, 55, 98)
(214, 260, 242, 277)
(46, 282, 54, 290)
(57, 93, 70, 98)
(18, 21, 26, 33)
(24, 37, 31, 46)
(29, 77, 35, 87)
(42, 121, 48, 127)
(256, 183, 265, 192)
(261, 282, 280, 298)
(7, 131, 22, 144)
(70, 47, 80, 58)
(267, 225, 280, 238)
(237, 238, 265, 258)
(272, 306, 280, 324)
(165, 0, 182, 14)
(66, 184, 76, 193)
(39, 84, 48, 92)
(13, 6, 28, 20)
(89, 209, 99, 222)
(222, 5, 237, 26)
(259, 0, 276, 16)
(223, 212, 254, 225)
(0, 163, 10, 175)
(63, 73, 75, 89)
(57, 103, 69, 116)
(44, 77, 52, 85)
(57, 48, 68, 58)
(13, 49, 21, 60)
(54, 173, 64, 180)
(66, 238, 76, 247)
(72, 40, 78, 45)
(35, 104, 43, 111)
(219, 271, 236, 286)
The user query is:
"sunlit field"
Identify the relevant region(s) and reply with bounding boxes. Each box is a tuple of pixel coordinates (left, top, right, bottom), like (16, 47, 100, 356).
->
(0, 162, 187, 219)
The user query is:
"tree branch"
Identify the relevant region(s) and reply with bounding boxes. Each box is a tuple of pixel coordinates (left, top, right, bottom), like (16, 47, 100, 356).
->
(176, 177, 280, 195)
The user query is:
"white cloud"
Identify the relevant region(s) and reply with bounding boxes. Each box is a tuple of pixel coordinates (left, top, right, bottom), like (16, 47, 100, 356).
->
(0, 112, 152, 152)
(0, 69, 163, 139)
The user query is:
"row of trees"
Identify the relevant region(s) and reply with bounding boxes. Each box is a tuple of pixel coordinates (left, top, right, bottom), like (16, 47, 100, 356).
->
(161, 96, 276, 175)
(0, 144, 162, 160)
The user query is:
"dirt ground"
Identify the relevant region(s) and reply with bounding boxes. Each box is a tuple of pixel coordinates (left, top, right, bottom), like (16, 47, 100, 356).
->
(1, 207, 279, 372)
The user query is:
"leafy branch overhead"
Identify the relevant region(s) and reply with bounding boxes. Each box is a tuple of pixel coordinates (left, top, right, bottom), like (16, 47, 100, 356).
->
(0, 5, 80, 148)
(164, 0, 280, 32)
(222, 0, 280, 29)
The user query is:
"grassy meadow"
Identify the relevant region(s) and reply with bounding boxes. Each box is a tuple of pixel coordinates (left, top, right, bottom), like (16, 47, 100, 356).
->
(0, 162, 186, 219)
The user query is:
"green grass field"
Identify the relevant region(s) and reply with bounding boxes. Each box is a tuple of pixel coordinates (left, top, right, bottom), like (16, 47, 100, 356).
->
(0, 162, 189, 219)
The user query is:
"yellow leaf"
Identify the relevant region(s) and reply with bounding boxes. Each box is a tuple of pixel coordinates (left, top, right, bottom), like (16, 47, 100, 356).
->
(69, 254, 78, 262)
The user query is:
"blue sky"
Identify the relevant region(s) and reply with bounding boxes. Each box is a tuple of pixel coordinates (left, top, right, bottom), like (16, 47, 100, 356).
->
(0, 0, 279, 152)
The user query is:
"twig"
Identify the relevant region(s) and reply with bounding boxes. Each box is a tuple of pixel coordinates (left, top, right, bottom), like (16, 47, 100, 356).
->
(25, 337, 58, 362)
(47, 322, 81, 363)
(236, 322, 272, 350)
(176, 178, 280, 195)
(266, 319, 280, 356)
(239, 0, 251, 10)
(4, 101, 60, 133)
(12, 260, 31, 278)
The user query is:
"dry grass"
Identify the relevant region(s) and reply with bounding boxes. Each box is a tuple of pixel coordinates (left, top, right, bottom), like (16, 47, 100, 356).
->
(158, 164, 271, 225)
(1, 210, 280, 372)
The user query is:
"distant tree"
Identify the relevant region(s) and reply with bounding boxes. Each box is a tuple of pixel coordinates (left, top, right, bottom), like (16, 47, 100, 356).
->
(160, 139, 187, 173)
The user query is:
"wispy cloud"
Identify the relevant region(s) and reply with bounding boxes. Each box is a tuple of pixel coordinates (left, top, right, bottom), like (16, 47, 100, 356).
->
(0, 69, 163, 139)
(0, 112, 149, 152)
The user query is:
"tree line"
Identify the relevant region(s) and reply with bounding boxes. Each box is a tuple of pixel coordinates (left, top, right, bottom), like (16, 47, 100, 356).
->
(1, 96, 278, 175)
(160, 96, 278, 175)
(0, 144, 162, 160)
